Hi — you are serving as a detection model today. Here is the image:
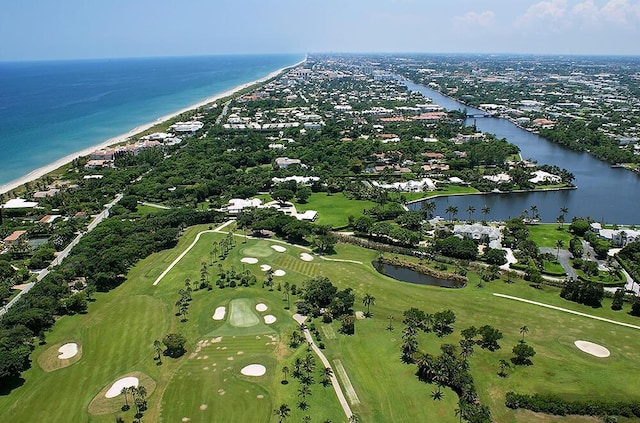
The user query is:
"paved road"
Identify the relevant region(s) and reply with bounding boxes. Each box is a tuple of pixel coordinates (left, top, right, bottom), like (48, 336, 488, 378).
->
(494, 293, 640, 330)
(0, 194, 122, 317)
(293, 313, 354, 420)
(540, 247, 577, 279)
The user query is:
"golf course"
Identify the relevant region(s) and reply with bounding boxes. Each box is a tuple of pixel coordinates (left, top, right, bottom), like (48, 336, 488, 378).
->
(1, 221, 639, 422)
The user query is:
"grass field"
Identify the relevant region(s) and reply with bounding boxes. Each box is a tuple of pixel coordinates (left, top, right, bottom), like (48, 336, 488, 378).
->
(294, 192, 378, 227)
(528, 223, 575, 248)
(2, 224, 640, 422)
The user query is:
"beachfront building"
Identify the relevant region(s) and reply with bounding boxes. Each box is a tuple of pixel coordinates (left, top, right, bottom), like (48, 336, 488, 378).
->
(2, 198, 39, 209)
(169, 121, 204, 134)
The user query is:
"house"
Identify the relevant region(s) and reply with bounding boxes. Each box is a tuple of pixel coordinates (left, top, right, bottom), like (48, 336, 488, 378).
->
(3, 230, 27, 246)
(223, 198, 262, 215)
(453, 224, 502, 248)
(529, 170, 561, 184)
(275, 157, 302, 168)
(591, 223, 640, 247)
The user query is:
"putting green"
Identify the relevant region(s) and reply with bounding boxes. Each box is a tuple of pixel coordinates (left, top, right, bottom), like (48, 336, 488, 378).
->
(239, 243, 274, 258)
(229, 299, 260, 328)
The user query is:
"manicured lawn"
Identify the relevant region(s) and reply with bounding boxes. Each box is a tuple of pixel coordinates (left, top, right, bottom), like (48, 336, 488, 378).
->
(293, 192, 378, 227)
(390, 185, 480, 203)
(3, 224, 640, 422)
(528, 223, 575, 248)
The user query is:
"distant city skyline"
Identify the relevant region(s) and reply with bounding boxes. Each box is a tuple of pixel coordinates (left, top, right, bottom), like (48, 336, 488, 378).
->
(2, 0, 640, 61)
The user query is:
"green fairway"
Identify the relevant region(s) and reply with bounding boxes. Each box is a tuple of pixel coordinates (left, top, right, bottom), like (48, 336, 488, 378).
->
(3, 224, 640, 422)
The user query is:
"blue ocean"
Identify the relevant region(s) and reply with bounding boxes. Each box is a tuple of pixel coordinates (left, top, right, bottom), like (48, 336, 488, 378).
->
(0, 54, 303, 187)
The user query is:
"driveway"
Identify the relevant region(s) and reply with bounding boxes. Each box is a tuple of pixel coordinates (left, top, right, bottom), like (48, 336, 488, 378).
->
(540, 247, 577, 280)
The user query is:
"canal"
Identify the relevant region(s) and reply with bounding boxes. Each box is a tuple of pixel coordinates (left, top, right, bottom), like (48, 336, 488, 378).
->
(403, 80, 640, 225)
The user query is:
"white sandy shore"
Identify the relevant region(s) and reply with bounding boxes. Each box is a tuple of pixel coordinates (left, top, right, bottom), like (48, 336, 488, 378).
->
(0, 59, 304, 196)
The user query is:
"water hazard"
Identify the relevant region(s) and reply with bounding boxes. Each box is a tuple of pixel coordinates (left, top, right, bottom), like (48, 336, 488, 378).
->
(372, 261, 466, 289)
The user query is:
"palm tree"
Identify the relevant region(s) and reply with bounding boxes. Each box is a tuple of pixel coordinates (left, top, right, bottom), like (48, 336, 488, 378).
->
(498, 359, 511, 378)
(555, 239, 564, 259)
(283, 282, 291, 309)
(466, 205, 476, 222)
(153, 339, 163, 363)
(519, 325, 529, 342)
(281, 365, 289, 384)
(481, 205, 491, 222)
(298, 384, 312, 399)
(444, 205, 455, 221)
(273, 403, 291, 423)
(362, 293, 376, 317)
(387, 315, 394, 331)
(121, 387, 130, 410)
(321, 366, 333, 386)
(422, 201, 436, 219)
(530, 205, 539, 221)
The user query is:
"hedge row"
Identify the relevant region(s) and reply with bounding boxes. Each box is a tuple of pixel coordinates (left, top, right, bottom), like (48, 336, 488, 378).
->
(505, 392, 640, 418)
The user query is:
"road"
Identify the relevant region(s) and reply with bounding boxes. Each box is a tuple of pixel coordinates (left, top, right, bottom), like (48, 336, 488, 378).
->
(292, 313, 354, 420)
(0, 194, 122, 317)
(540, 247, 577, 279)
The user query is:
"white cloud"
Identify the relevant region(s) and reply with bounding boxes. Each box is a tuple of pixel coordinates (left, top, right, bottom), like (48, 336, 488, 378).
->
(572, 0, 601, 24)
(453, 11, 496, 28)
(570, 0, 640, 26)
(517, 0, 567, 27)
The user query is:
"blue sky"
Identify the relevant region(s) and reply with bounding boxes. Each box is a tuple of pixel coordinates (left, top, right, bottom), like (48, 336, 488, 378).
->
(2, 0, 639, 60)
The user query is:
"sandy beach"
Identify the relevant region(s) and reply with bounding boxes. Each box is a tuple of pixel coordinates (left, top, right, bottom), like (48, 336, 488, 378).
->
(0, 59, 304, 196)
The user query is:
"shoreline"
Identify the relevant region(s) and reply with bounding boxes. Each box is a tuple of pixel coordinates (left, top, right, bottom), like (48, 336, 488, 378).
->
(0, 58, 305, 196)
(405, 185, 578, 206)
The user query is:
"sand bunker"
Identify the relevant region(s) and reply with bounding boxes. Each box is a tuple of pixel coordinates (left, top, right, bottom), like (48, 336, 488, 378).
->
(105, 377, 139, 398)
(300, 253, 314, 262)
(58, 343, 79, 359)
(212, 306, 226, 320)
(574, 340, 610, 358)
(264, 315, 276, 324)
(241, 257, 258, 264)
(273, 269, 286, 277)
(241, 364, 266, 376)
(271, 245, 287, 252)
(255, 303, 268, 312)
(260, 264, 272, 271)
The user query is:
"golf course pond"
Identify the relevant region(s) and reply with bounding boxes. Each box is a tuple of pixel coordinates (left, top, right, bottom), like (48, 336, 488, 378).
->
(372, 261, 466, 289)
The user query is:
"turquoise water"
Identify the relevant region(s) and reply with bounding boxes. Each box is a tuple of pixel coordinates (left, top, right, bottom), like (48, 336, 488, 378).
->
(0, 54, 303, 186)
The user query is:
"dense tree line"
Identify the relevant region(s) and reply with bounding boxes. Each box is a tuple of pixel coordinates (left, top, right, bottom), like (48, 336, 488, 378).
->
(506, 391, 640, 419)
(560, 279, 604, 308)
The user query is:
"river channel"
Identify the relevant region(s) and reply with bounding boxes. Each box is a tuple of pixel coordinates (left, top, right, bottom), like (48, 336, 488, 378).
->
(403, 80, 640, 225)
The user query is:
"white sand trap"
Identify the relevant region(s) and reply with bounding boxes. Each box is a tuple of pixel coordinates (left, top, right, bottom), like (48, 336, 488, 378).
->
(355, 311, 365, 320)
(264, 315, 276, 324)
(58, 343, 78, 359)
(105, 377, 139, 398)
(241, 364, 266, 376)
(271, 245, 287, 252)
(212, 306, 226, 320)
(300, 253, 314, 262)
(574, 340, 610, 358)
(241, 257, 258, 264)
(260, 264, 272, 272)
(255, 303, 268, 312)
(273, 269, 286, 277)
